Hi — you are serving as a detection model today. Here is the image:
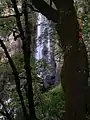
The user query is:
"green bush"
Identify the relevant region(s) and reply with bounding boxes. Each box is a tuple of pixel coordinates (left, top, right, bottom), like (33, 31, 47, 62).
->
(35, 84, 65, 120)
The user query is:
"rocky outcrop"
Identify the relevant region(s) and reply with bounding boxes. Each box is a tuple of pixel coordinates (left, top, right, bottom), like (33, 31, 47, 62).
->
(36, 14, 61, 89)
(0, 34, 22, 62)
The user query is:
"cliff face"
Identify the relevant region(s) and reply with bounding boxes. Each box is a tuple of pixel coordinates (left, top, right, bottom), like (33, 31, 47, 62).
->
(36, 14, 61, 88)
(0, 13, 61, 89)
(0, 33, 22, 62)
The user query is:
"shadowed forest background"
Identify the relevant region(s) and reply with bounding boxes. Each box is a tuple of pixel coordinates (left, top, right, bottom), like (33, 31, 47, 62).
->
(0, 0, 90, 120)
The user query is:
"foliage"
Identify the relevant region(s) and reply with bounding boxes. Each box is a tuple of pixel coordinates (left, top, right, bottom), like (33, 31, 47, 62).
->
(34, 84, 65, 120)
(0, 0, 90, 120)
(4, 53, 65, 120)
(0, 0, 16, 36)
(12, 53, 24, 72)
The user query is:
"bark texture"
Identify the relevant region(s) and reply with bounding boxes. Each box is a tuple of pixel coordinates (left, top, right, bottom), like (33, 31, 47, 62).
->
(0, 39, 29, 120)
(11, 0, 37, 119)
(32, 0, 89, 120)
(56, 4, 89, 120)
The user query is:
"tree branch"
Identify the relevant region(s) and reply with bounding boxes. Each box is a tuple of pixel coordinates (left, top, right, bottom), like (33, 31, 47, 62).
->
(0, 111, 6, 116)
(52, 0, 74, 9)
(0, 99, 13, 120)
(19, 76, 26, 79)
(0, 39, 29, 119)
(0, 14, 16, 18)
(11, 0, 25, 41)
(23, 0, 37, 118)
(32, 0, 59, 23)
(0, 111, 8, 119)
(27, 4, 40, 12)
(0, 12, 23, 19)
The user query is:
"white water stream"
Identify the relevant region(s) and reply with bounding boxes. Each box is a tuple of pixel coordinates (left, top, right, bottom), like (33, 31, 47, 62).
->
(36, 13, 61, 88)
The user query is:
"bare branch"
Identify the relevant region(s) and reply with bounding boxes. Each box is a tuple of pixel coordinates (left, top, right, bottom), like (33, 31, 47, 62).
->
(0, 39, 28, 119)
(32, 0, 59, 22)
(0, 12, 23, 19)
(0, 111, 7, 118)
(19, 76, 26, 79)
(0, 99, 13, 120)
(27, 4, 40, 12)
(0, 14, 16, 18)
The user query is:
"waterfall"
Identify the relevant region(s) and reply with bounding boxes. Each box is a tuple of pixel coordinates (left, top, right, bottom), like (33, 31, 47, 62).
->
(36, 13, 61, 88)
(36, 13, 43, 60)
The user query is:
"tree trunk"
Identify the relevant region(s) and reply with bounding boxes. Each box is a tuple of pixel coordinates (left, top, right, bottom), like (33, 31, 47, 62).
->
(28, 0, 89, 119)
(23, 1, 37, 119)
(0, 39, 29, 120)
(11, 0, 37, 119)
(56, 4, 89, 120)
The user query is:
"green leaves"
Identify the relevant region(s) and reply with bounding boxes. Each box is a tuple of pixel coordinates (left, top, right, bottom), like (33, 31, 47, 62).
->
(35, 84, 65, 120)
(0, 17, 16, 36)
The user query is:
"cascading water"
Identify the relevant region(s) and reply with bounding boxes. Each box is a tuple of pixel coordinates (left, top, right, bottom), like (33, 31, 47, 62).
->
(36, 13, 43, 60)
(36, 13, 61, 88)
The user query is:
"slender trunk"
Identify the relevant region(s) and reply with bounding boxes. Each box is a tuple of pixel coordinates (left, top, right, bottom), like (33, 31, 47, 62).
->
(0, 39, 29, 120)
(56, 5, 89, 120)
(0, 99, 14, 120)
(23, 0, 37, 119)
(11, 0, 37, 119)
(31, 0, 89, 119)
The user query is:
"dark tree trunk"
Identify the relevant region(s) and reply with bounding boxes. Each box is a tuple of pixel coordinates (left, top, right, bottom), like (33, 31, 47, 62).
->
(32, 0, 89, 120)
(11, 0, 37, 119)
(23, 1, 37, 119)
(0, 39, 29, 120)
(56, 5, 89, 120)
